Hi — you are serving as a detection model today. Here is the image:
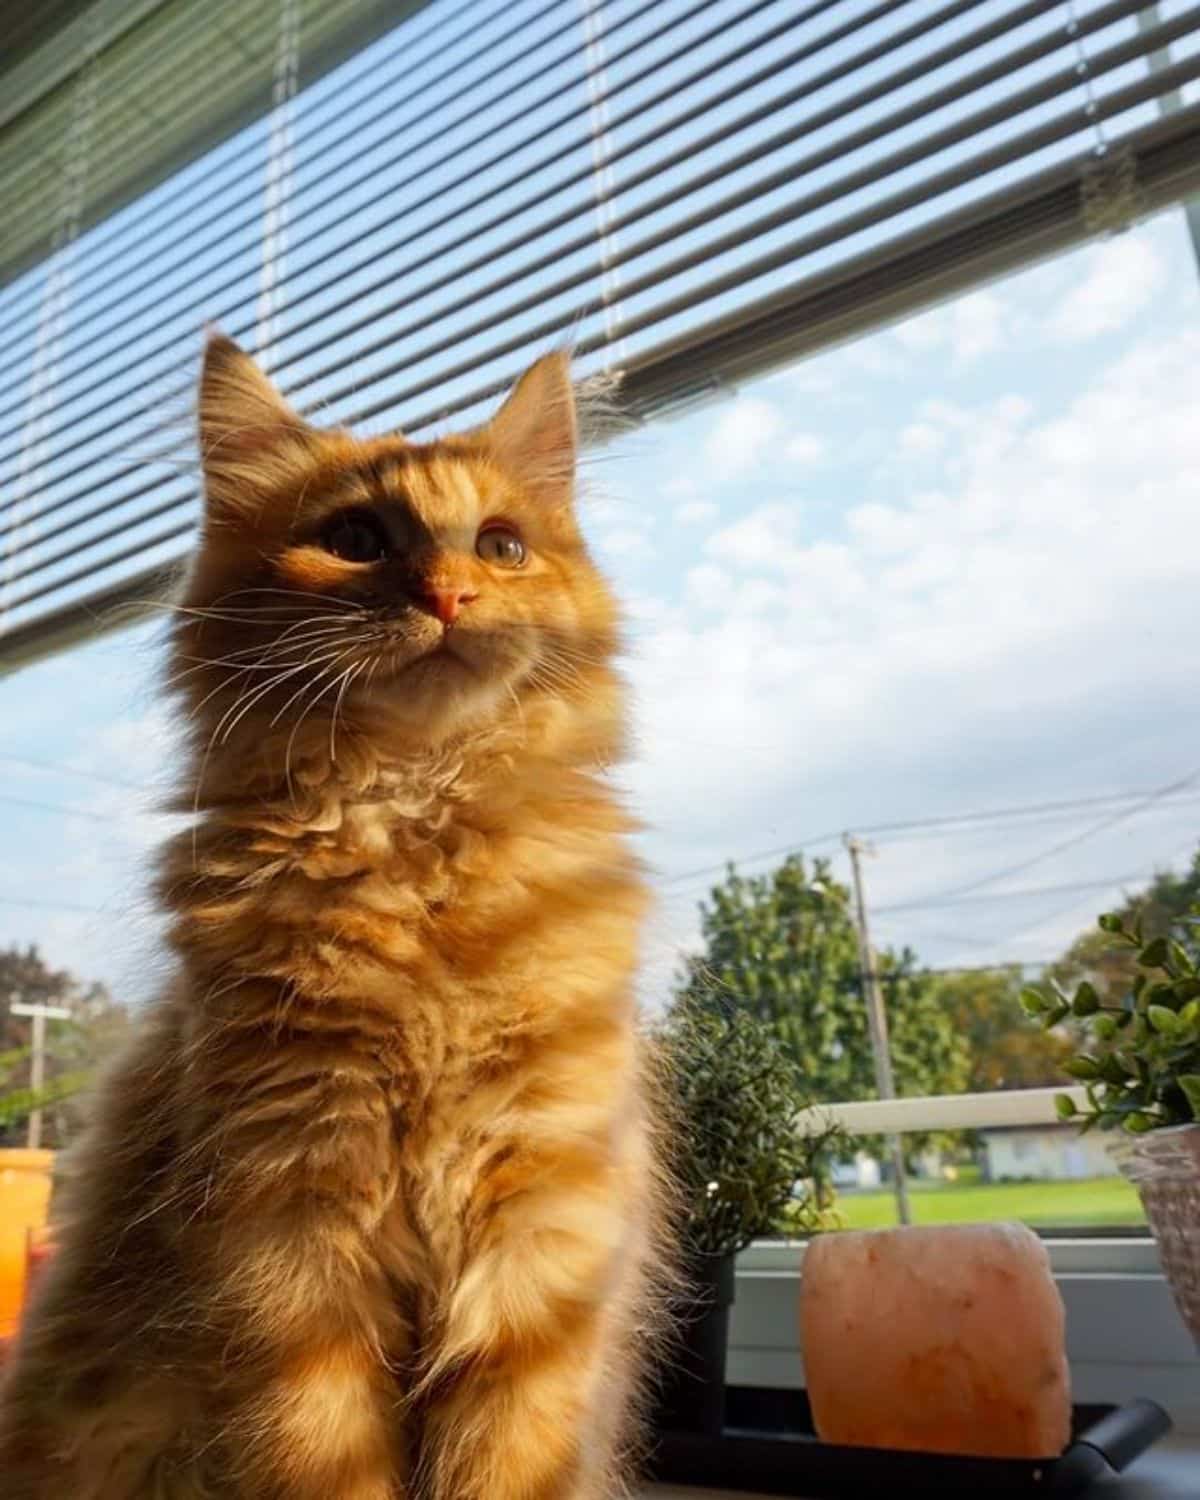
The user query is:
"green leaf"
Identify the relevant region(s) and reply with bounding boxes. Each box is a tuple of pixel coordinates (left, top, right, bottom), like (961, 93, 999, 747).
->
(1064, 1055, 1102, 1080)
(1092, 1014, 1118, 1042)
(1054, 1094, 1078, 1121)
(1147, 1005, 1179, 1035)
(1179, 1076, 1200, 1122)
(1138, 937, 1169, 969)
(1125, 1112, 1155, 1134)
(1019, 987, 1049, 1017)
(1098, 913, 1125, 935)
(1072, 982, 1100, 1017)
(1169, 941, 1195, 977)
(1046, 1001, 1071, 1028)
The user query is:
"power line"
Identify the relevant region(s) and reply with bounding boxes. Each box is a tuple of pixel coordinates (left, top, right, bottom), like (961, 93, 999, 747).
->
(865, 791, 1200, 848)
(915, 767, 1200, 905)
(875, 872, 1148, 916)
(0, 793, 114, 823)
(0, 895, 105, 914)
(918, 959, 1058, 976)
(0, 753, 142, 791)
(660, 784, 1200, 890)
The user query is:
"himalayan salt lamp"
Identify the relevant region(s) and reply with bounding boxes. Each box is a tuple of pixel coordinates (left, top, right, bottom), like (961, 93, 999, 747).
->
(802, 1222, 1071, 1459)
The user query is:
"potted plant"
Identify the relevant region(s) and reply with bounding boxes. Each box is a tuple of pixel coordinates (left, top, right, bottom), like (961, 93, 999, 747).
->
(1021, 906, 1200, 1344)
(655, 1001, 840, 1434)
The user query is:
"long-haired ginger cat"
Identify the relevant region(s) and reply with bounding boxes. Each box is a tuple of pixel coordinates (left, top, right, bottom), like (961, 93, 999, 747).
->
(0, 336, 668, 1499)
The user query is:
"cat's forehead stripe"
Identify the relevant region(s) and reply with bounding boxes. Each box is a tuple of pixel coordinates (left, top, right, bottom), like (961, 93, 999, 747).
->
(341, 449, 488, 521)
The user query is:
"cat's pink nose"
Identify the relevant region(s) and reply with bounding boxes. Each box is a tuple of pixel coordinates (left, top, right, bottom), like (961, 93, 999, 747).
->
(421, 585, 477, 626)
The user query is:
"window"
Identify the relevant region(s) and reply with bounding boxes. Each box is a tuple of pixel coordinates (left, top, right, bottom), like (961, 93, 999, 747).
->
(2, 0, 1200, 1433)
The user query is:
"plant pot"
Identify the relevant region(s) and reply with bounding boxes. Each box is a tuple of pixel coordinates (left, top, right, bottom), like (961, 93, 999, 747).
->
(1114, 1123, 1200, 1347)
(655, 1251, 737, 1435)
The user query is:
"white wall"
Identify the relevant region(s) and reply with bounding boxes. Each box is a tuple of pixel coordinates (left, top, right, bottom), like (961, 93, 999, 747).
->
(984, 1127, 1120, 1182)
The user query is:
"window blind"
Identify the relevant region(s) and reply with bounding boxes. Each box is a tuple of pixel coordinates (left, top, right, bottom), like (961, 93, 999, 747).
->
(2, 0, 1200, 667)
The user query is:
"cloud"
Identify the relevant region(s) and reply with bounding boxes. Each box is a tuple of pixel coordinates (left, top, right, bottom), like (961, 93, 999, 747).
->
(786, 432, 827, 465)
(1048, 235, 1165, 343)
(899, 422, 945, 457)
(890, 290, 1007, 365)
(702, 396, 782, 478)
(674, 499, 718, 526)
(623, 323, 1200, 980)
(596, 527, 656, 561)
(663, 476, 697, 498)
(705, 503, 799, 570)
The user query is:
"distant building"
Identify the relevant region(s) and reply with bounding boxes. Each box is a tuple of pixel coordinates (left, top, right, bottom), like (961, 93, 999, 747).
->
(979, 1124, 1120, 1183)
(831, 1152, 882, 1190)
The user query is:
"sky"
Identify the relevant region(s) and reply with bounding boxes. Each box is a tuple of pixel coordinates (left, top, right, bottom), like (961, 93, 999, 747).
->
(1, 0, 1199, 1033)
(1, 204, 1198, 1017)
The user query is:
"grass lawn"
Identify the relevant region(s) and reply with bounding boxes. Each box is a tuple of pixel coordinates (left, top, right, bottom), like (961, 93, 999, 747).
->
(836, 1175, 1145, 1231)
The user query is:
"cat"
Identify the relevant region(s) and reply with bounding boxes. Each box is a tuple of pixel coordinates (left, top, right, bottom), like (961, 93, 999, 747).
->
(0, 334, 671, 1500)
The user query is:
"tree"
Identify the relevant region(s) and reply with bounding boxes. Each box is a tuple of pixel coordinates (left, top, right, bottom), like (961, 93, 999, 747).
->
(0, 944, 126, 1148)
(1050, 848, 1200, 1005)
(931, 966, 1072, 1092)
(675, 855, 970, 1113)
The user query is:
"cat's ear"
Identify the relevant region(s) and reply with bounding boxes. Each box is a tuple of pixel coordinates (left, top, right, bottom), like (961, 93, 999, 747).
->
(483, 351, 577, 506)
(198, 333, 314, 522)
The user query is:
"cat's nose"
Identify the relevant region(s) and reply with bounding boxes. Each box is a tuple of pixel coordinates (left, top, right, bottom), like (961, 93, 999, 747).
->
(416, 584, 478, 626)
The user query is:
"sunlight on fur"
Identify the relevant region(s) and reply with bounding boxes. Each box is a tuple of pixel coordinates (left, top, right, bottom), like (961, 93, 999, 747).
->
(0, 335, 673, 1500)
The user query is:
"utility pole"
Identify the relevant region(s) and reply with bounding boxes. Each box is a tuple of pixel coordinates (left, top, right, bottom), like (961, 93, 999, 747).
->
(844, 835, 911, 1227)
(10, 1000, 71, 1150)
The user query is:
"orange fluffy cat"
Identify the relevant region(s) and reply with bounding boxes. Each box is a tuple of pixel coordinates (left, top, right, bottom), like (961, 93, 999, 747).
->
(0, 336, 669, 1499)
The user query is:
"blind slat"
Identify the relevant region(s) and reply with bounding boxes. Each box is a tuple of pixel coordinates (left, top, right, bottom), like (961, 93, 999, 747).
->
(4, 0, 1189, 531)
(0, 0, 839, 463)
(10, 55, 1197, 602)
(0, 0, 582, 384)
(0, 0, 969, 492)
(0, 0, 430, 291)
(3, 0, 1199, 653)
(0, 0, 481, 335)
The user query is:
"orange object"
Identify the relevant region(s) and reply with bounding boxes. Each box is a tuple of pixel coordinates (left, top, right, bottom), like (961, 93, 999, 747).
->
(801, 1222, 1071, 1459)
(24, 1224, 55, 1309)
(0, 1150, 54, 1340)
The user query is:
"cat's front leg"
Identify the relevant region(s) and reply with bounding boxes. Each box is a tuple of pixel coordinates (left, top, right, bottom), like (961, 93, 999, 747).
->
(183, 1003, 409, 1500)
(416, 1140, 651, 1500)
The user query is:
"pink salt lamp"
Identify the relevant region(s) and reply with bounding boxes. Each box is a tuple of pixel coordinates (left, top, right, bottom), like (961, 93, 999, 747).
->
(802, 1222, 1071, 1458)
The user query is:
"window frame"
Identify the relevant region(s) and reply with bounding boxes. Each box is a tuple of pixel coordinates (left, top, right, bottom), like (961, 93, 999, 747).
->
(732, 1087, 1199, 1434)
(732, 1239, 1200, 1435)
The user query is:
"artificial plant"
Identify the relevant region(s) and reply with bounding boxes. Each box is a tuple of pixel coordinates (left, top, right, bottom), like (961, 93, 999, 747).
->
(1021, 906, 1200, 1134)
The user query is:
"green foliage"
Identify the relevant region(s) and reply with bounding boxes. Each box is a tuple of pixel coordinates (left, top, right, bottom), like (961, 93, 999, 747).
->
(675, 857, 971, 1129)
(0, 943, 125, 1146)
(1050, 850, 1200, 1005)
(0, 1070, 93, 1130)
(935, 966, 1071, 1091)
(658, 1002, 843, 1255)
(1024, 906, 1200, 1134)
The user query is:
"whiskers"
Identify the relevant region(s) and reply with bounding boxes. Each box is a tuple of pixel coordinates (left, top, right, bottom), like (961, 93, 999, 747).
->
(167, 592, 393, 835)
(516, 626, 610, 701)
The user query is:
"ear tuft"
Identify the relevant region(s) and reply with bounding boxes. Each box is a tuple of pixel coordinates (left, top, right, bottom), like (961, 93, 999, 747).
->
(483, 351, 577, 505)
(198, 333, 313, 521)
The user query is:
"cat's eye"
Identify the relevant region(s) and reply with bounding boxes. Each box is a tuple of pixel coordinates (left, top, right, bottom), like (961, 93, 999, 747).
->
(476, 524, 526, 569)
(321, 509, 390, 563)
